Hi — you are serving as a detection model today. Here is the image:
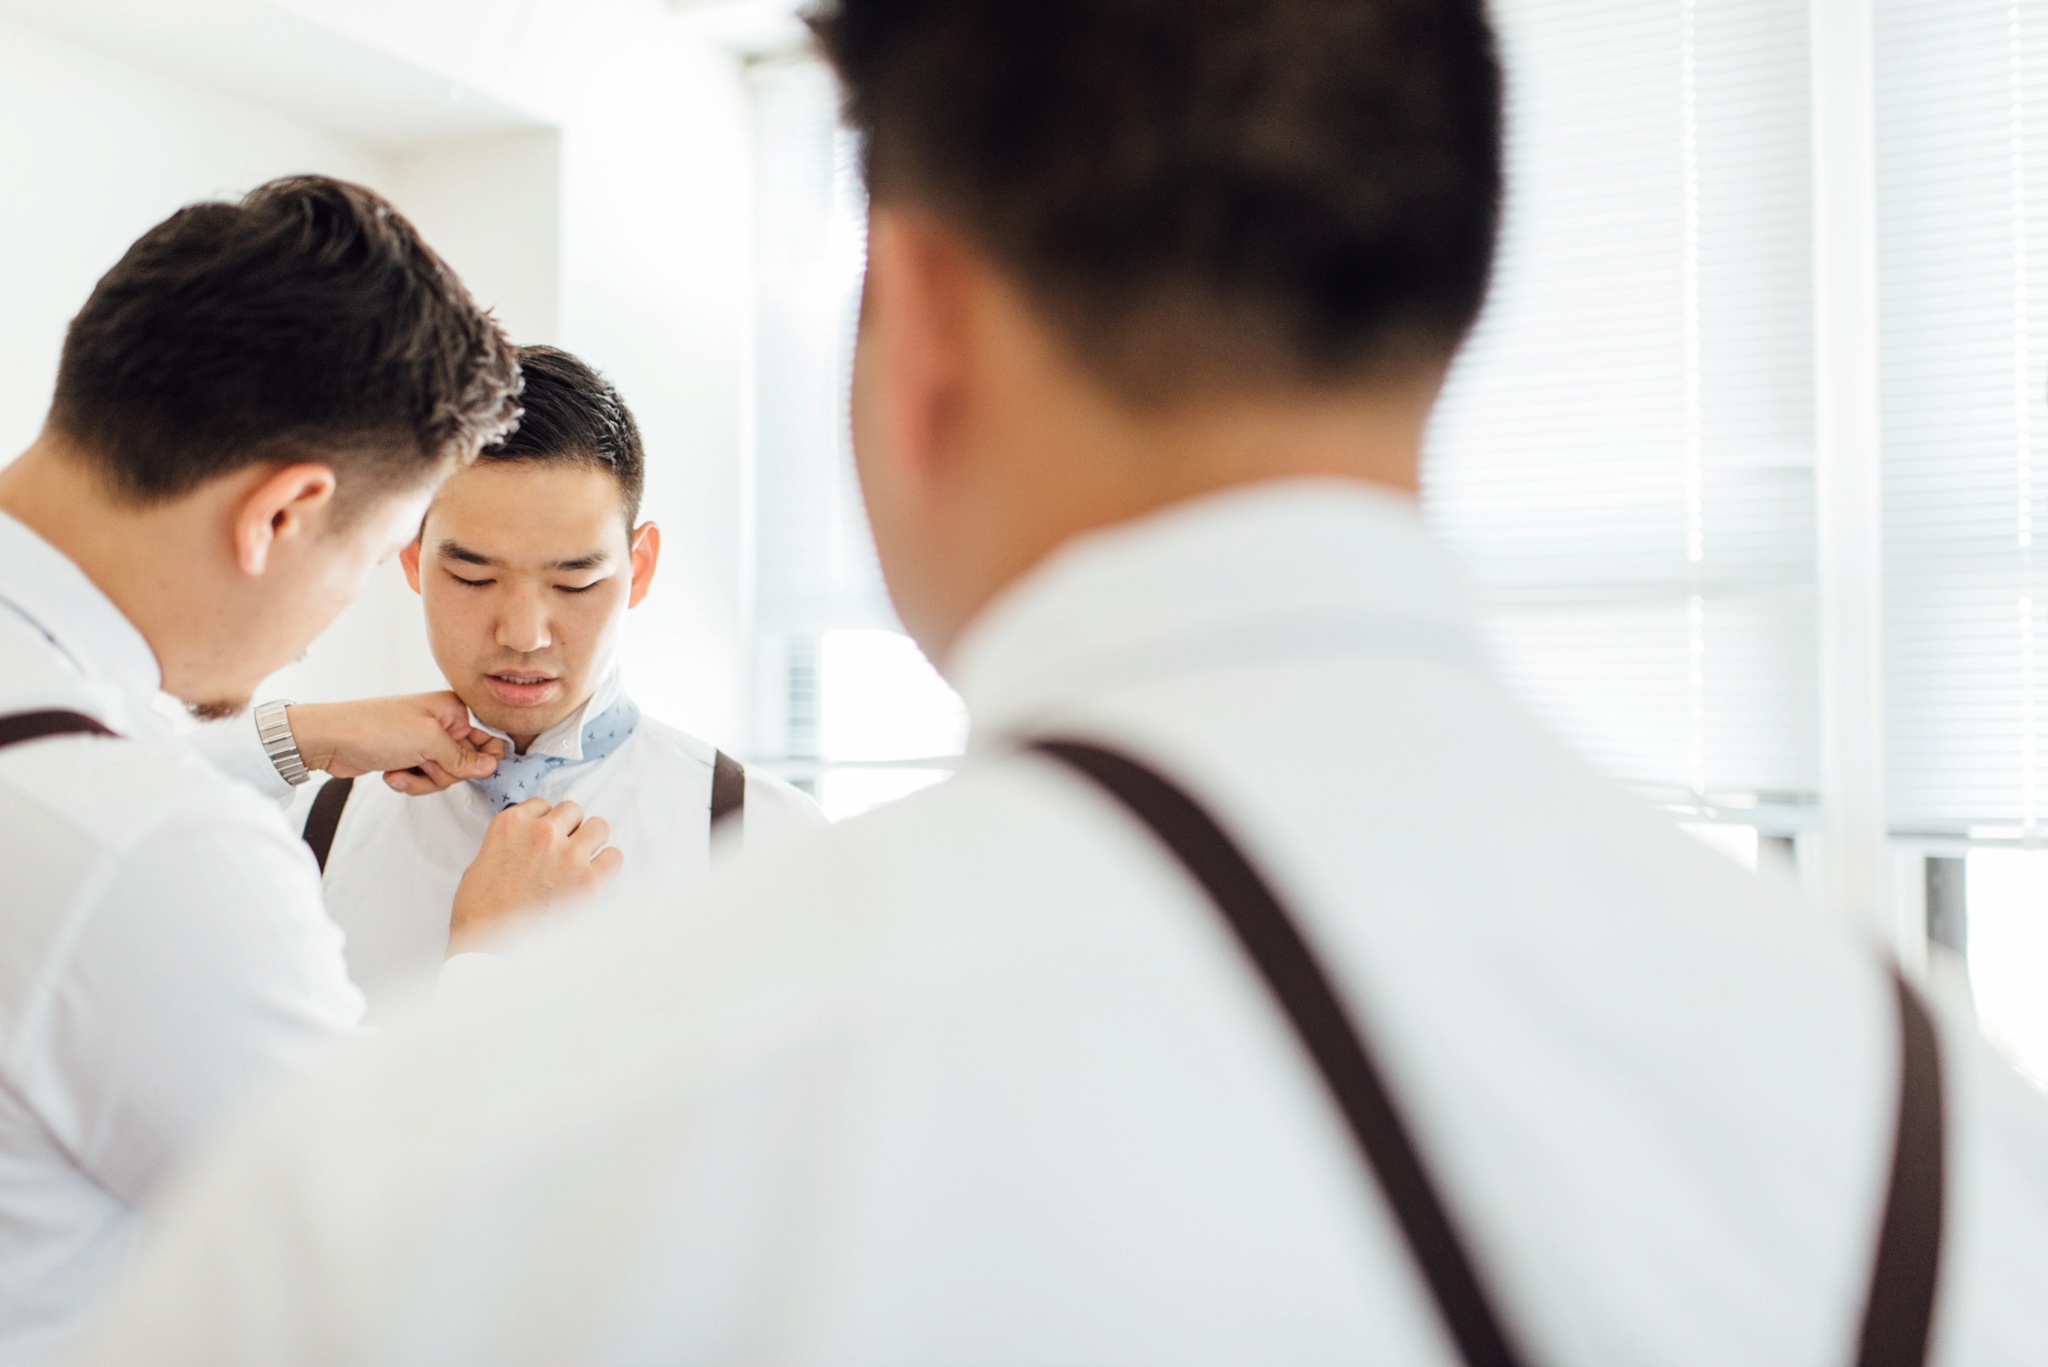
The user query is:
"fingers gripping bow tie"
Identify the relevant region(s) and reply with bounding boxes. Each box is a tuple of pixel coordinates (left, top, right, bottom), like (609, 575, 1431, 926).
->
(472, 696, 640, 810)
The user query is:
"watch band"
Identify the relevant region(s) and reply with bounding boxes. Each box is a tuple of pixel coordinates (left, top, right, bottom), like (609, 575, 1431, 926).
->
(254, 698, 311, 787)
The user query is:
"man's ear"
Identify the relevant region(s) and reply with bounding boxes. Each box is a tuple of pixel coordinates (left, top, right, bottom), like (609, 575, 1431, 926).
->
(627, 522, 661, 609)
(232, 463, 339, 577)
(399, 537, 423, 594)
(863, 208, 979, 486)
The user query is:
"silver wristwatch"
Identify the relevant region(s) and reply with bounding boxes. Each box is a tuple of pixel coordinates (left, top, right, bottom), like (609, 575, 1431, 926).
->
(254, 699, 311, 787)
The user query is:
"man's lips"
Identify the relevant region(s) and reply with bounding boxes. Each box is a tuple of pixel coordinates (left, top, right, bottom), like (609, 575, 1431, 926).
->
(482, 673, 562, 708)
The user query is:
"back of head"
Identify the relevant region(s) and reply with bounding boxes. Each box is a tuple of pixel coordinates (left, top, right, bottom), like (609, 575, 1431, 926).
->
(481, 346, 646, 525)
(810, 0, 1503, 401)
(50, 175, 522, 507)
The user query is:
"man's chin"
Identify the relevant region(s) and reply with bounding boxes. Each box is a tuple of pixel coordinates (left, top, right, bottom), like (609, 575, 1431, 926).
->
(184, 697, 253, 723)
(458, 692, 573, 747)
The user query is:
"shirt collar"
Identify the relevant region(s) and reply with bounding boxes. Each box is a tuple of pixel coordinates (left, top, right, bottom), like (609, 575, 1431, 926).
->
(470, 665, 626, 761)
(947, 477, 1484, 749)
(0, 510, 163, 697)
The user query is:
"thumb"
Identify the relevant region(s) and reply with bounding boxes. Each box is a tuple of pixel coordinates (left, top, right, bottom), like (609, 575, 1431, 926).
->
(429, 690, 474, 731)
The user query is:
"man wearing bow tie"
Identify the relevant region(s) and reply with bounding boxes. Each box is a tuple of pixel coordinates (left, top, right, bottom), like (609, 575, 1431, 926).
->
(285, 345, 824, 1019)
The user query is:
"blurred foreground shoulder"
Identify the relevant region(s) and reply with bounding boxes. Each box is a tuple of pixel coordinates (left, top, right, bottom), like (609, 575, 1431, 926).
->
(65, 766, 1045, 1366)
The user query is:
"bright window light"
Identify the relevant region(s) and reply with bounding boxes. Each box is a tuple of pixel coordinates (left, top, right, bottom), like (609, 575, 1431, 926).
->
(816, 767, 953, 824)
(1680, 823, 1760, 872)
(1965, 850, 2048, 1087)
(819, 629, 968, 763)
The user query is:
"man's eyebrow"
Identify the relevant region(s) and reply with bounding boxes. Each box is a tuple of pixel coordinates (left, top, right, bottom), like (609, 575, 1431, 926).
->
(437, 541, 496, 567)
(435, 542, 611, 572)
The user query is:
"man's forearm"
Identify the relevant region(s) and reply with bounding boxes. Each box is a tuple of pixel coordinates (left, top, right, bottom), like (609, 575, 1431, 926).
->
(263, 694, 505, 789)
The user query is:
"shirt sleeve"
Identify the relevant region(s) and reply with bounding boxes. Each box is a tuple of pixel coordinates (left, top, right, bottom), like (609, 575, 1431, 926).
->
(190, 712, 297, 806)
(26, 814, 364, 1206)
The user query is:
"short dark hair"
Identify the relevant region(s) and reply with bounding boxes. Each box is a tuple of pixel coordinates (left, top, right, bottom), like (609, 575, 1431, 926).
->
(481, 346, 646, 525)
(811, 0, 1502, 399)
(50, 176, 521, 508)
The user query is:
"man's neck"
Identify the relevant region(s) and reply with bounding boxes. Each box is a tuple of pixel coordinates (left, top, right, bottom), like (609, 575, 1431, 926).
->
(914, 379, 1438, 665)
(0, 436, 173, 664)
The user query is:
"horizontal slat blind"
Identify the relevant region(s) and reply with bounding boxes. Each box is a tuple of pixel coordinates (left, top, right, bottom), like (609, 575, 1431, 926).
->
(1878, 0, 2048, 837)
(747, 58, 967, 795)
(1424, 0, 1816, 809)
(750, 57, 889, 643)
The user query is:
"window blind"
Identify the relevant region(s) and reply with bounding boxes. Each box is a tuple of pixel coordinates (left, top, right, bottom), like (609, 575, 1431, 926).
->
(1877, 0, 2048, 839)
(748, 56, 884, 765)
(1424, 0, 1817, 816)
(747, 57, 967, 806)
(749, 56, 884, 647)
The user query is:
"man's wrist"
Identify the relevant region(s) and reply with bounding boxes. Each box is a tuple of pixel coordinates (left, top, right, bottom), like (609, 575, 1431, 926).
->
(254, 699, 313, 786)
(282, 702, 338, 775)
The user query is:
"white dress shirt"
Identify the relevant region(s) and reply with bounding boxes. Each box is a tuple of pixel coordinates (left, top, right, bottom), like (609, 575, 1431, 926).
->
(305, 670, 825, 1020)
(0, 513, 362, 1367)
(77, 481, 2048, 1366)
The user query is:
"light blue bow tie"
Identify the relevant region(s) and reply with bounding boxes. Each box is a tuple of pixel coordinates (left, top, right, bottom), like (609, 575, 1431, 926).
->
(472, 695, 640, 811)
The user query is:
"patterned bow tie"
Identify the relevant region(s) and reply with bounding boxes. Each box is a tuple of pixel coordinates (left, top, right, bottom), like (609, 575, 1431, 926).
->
(472, 695, 641, 811)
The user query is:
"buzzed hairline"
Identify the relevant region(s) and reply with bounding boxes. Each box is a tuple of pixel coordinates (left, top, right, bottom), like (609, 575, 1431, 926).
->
(468, 450, 640, 531)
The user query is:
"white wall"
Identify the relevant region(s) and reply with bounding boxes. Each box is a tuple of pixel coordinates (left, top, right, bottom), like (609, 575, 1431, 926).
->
(390, 131, 563, 347)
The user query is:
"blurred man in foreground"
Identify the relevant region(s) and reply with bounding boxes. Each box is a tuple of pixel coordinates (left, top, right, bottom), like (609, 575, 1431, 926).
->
(80, 3, 2048, 1364)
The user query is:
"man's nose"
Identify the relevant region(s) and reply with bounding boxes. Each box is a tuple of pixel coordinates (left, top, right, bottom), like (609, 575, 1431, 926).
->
(495, 588, 553, 654)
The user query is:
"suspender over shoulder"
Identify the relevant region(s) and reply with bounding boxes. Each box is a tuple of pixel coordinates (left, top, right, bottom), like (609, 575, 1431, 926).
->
(1032, 738, 1944, 1367)
(710, 749, 745, 835)
(303, 776, 356, 873)
(0, 711, 116, 750)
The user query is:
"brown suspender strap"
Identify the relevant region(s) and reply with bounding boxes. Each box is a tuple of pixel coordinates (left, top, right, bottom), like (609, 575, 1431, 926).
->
(302, 776, 355, 874)
(1034, 738, 1531, 1367)
(0, 710, 115, 749)
(1856, 972, 1946, 1367)
(711, 750, 745, 835)
(1032, 738, 1944, 1367)
(312, 752, 747, 876)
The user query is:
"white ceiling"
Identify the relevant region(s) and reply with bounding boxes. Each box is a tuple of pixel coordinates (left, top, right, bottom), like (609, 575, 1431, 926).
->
(0, 0, 551, 148)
